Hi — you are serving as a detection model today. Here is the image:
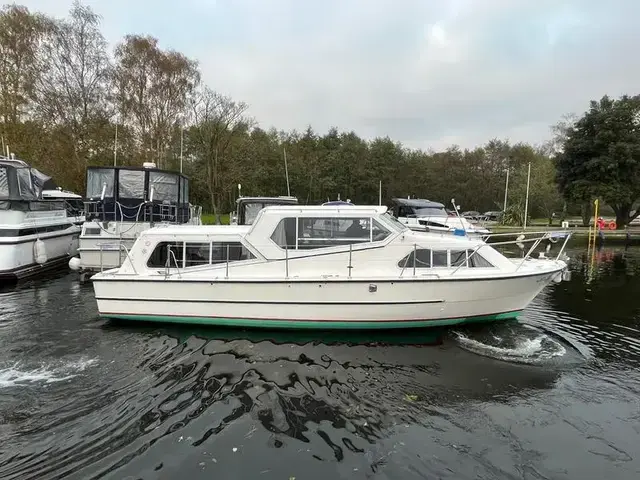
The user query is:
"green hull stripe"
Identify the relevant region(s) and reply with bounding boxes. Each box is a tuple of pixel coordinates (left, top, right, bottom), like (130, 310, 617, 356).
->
(100, 311, 522, 330)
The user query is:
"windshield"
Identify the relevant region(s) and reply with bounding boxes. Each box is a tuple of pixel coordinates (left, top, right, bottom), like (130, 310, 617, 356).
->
(413, 206, 447, 217)
(383, 212, 409, 232)
(244, 203, 266, 225)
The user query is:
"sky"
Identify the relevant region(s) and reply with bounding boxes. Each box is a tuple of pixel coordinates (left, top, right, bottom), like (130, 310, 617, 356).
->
(17, 0, 640, 151)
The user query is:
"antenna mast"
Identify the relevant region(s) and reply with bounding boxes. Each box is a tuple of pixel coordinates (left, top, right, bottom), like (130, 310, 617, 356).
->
(283, 147, 291, 196)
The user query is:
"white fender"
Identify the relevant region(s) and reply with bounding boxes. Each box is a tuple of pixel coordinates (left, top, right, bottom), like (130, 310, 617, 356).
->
(34, 239, 48, 264)
(68, 256, 82, 271)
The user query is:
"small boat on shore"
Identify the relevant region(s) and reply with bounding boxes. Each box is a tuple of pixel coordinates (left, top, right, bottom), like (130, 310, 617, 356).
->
(92, 204, 572, 330)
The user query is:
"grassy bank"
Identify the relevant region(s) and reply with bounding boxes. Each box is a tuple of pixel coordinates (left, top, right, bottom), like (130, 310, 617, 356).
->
(201, 213, 230, 225)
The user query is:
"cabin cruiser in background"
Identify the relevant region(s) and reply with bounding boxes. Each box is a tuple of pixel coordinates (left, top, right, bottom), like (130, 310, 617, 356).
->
(388, 198, 491, 237)
(230, 195, 298, 225)
(68, 162, 202, 281)
(0, 156, 83, 281)
(91, 204, 571, 330)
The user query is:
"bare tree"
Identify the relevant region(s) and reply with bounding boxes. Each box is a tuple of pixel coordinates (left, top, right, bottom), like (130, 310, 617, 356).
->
(546, 113, 579, 156)
(35, 1, 112, 165)
(190, 86, 251, 218)
(0, 5, 48, 124)
(113, 35, 200, 167)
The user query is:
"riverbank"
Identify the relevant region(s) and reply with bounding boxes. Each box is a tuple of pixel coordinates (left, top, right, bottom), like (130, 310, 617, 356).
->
(487, 225, 640, 245)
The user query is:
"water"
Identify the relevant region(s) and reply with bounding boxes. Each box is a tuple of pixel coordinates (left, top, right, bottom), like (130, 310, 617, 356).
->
(0, 246, 638, 479)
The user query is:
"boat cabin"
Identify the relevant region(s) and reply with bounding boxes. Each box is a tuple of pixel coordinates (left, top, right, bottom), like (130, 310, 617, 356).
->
(117, 204, 507, 278)
(0, 157, 64, 212)
(42, 188, 85, 218)
(84, 163, 192, 224)
(231, 196, 299, 225)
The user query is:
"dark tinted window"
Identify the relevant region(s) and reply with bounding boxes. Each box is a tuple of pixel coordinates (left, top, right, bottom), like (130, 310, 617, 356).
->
(185, 243, 210, 267)
(211, 242, 255, 263)
(450, 250, 467, 267)
(432, 251, 448, 267)
(0, 168, 8, 197)
(147, 242, 183, 268)
(398, 248, 431, 268)
(469, 251, 494, 267)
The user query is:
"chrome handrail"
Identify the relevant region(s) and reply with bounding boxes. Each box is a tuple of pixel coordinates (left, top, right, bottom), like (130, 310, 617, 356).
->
(98, 242, 138, 274)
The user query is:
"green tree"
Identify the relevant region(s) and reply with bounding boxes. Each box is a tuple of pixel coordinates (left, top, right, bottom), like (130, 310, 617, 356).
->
(557, 95, 640, 228)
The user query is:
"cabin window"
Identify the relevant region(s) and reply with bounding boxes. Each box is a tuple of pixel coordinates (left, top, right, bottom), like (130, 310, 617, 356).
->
(270, 216, 392, 250)
(86, 168, 115, 199)
(118, 169, 145, 198)
(149, 172, 179, 202)
(148, 241, 256, 268)
(469, 251, 494, 268)
(297, 217, 392, 249)
(450, 250, 468, 267)
(210, 242, 255, 263)
(398, 248, 432, 268)
(0, 168, 8, 197)
(270, 217, 297, 249)
(397, 249, 448, 268)
(16, 168, 36, 199)
(147, 242, 184, 268)
(398, 206, 414, 217)
(432, 251, 448, 267)
(185, 243, 210, 267)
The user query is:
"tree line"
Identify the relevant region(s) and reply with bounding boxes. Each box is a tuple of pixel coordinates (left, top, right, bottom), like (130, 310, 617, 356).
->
(1, 2, 638, 227)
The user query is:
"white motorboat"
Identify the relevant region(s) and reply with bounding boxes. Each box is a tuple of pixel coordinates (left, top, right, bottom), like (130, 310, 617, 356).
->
(389, 197, 491, 237)
(68, 162, 202, 281)
(0, 156, 83, 281)
(91, 204, 572, 330)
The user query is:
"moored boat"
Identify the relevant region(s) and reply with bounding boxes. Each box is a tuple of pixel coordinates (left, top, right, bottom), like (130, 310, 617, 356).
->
(91, 204, 572, 329)
(389, 197, 491, 237)
(230, 195, 299, 225)
(68, 162, 201, 281)
(0, 156, 83, 281)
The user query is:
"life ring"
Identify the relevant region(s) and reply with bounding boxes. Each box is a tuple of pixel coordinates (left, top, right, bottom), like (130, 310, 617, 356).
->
(608, 221, 616, 230)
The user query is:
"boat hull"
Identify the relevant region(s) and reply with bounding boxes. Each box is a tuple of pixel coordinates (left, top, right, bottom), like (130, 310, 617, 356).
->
(0, 227, 80, 281)
(93, 268, 563, 329)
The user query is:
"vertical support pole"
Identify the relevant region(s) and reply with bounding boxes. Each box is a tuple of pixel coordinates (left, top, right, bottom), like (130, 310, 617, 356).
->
(348, 243, 353, 278)
(285, 243, 289, 279)
(412, 243, 417, 276)
(503, 168, 509, 212)
(225, 244, 230, 279)
(523, 162, 531, 230)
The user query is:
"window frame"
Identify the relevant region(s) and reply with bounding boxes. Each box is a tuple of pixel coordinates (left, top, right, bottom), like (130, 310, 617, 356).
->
(146, 239, 257, 269)
(270, 215, 393, 251)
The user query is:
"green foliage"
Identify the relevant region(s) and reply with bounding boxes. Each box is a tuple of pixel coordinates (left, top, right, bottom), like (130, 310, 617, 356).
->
(557, 94, 640, 228)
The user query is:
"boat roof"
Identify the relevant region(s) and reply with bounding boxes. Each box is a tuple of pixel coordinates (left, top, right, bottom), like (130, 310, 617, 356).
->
(236, 196, 298, 204)
(0, 157, 29, 168)
(259, 205, 388, 216)
(42, 189, 82, 199)
(87, 164, 189, 179)
(391, 198, 445, 208)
